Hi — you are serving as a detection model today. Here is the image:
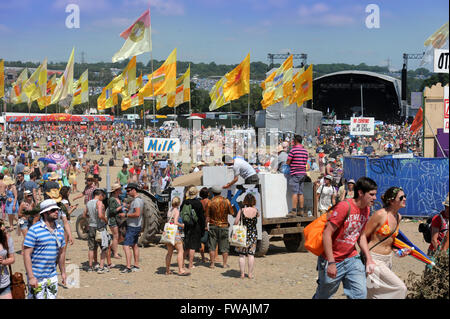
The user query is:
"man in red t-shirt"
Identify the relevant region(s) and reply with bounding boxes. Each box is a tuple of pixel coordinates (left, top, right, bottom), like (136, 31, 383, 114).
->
(428, 194, 449, 255)
(313, 177, 378, 299)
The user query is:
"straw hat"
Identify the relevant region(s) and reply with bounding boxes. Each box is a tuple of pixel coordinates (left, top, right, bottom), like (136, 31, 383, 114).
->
(86, 174, 94, 180)
(210, 185, 222, 195)
(110, 183, 122, 193)
(3, 176, 14, 186)
(46, 188, 62, 203)
(186, 186, 199, 199)
(23, 167, 31, 174)
(49, 172, 60, 180)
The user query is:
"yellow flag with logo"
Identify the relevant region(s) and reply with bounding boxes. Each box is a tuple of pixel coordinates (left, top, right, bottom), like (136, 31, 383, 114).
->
(98, 78, 119, 110)
(121, 72, 144, 111)
(156, 65, 190, 110)
(292, 64, 313, 106)
(37, 74, 59, 109)
(261, 55, 293, 109)
(24, 58, 47, 102)
(140, 48, 176, 97)
(11, 68, 29, 104)
(223, 53, 250, 102)
(71, 70, 89, 107)
(209, 76, 229, 111)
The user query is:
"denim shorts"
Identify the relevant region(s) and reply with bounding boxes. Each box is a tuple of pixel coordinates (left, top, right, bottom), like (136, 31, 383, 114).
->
(313, 255, 367, 299)
(123, 226, 141, 246)
(288, 174, 307, 195)
(0, 285, 11, 297)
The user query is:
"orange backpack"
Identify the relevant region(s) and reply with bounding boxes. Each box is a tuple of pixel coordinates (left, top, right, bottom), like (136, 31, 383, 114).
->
(304, 200, 351, 256)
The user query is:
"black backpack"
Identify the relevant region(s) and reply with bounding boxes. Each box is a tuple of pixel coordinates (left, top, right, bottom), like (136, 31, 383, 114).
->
(418, 216, 434, 243)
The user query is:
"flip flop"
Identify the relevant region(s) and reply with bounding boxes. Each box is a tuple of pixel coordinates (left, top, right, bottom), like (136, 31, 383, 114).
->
(178, 272, 191, 276)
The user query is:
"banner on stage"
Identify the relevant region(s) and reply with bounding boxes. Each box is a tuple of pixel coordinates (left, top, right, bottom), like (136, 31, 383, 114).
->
(144, 137, 180, 153)
(350, 117, 375, 136)
(434, 49, 449, 73)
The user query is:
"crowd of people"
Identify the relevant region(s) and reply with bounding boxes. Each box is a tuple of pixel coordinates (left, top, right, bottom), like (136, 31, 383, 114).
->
(0, 121, 448, 300)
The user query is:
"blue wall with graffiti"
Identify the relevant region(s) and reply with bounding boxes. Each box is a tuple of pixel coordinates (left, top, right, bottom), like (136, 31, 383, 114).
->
(344, 156, 449, 217)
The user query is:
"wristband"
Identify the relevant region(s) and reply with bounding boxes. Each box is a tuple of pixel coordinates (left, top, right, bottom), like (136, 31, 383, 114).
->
(328, 261, 336, 265)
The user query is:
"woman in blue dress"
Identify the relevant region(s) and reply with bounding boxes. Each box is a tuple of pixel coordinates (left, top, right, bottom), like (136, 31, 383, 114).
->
(3, 176, 18, 231)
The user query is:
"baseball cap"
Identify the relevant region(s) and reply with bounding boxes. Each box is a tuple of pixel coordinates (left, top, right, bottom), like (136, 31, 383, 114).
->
(126, 183, 139, 191)
(348, 179, 356, 184)
(325, 175, 333, 180)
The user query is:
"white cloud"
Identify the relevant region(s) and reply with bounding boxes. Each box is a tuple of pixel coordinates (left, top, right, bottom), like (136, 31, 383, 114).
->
(297, 3, 357, 27)
(124, 0, 185, 16)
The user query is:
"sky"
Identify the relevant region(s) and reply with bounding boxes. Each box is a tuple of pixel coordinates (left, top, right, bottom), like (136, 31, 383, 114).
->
(0, 0, 448, 70)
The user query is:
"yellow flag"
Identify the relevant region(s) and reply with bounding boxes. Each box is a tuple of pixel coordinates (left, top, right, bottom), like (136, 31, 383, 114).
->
(0, 60, 4, 98)
(11, 68, 29, 104)
(288, 67, 304, 105)
(209, 76, 229, 111)
(120, 56, 137, 98)
(23, 58, 47, 102)
(98, 78, 119, 110)
(292, 64, 313, 106)
(51, 48, 74, 105)
(71, 70, 89, 107)
(261, 55, 293, 109)
(140, 48, 176, 97)
(223, 53, 250, 102)
(36, 74, 59, 110)
(121, 72, 143, 111)
(156, 65, 191, 110)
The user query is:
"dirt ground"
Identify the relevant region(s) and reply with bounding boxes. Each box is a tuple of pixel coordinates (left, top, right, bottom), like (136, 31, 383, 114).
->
(8, 154, 431, 299)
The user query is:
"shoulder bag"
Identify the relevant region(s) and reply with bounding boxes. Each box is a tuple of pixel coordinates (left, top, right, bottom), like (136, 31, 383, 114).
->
(159, 210, 177, 246)
(229, 209, 247, 248)
(304, 200, 351, 256)
(8, 264, 27, 299)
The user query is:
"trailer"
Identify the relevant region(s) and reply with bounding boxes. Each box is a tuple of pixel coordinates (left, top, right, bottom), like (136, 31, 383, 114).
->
(172, 167, 318, 257)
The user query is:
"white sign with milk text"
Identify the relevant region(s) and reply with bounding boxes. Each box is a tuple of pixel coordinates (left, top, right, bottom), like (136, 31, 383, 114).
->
(350, 117, 375, 136)
(444, 86, 449, 133)
(144, 137, 181, 153)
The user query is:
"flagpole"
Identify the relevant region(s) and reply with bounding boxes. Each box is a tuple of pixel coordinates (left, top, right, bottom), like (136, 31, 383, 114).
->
(247, 92, 250, 129)
(230, 100, 233, 128)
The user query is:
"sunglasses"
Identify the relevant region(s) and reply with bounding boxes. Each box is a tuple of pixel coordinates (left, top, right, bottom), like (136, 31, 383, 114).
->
(49, 208, 59, 213)
(399, 195, 407, 201)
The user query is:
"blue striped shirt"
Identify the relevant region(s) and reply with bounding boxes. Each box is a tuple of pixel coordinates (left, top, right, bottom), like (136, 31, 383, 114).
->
(23, 220, 65, 280)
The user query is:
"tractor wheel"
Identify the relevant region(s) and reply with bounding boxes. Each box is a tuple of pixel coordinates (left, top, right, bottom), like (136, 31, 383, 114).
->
(138, 194, 164, 247)
(255, 231, 270, 257)
(283, 232, 307, 252)
(76, 214, 89, 240)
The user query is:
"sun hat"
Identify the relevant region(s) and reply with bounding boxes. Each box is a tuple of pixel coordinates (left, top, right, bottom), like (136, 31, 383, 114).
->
(86, 174, 94, 180)
(110, 183, 122, 193)
(46, 189, 62, 203)
(443, 193, 449, 207)
(197, 161, 206, 167)
(23, 167, 31, 174)
(210, 185, 222, 194)
(40, 199, 60, 214)
(24, 190, 32, 196)
(3, 176, 14, 186)
(348, 179, 356, 184)
(186, 186, 199, 199)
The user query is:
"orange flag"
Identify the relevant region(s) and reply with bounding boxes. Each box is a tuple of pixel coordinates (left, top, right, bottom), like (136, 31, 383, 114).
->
(410, 107, 423, 134)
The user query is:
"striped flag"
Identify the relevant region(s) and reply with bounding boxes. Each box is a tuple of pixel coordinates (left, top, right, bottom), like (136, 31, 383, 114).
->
(139, 48, 176, 97)
(71, 70, 89, 106)
(261, 55, 293, 109)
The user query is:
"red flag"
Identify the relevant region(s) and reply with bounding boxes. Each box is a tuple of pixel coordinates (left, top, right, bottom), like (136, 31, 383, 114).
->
(410, 107, 423, 134)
